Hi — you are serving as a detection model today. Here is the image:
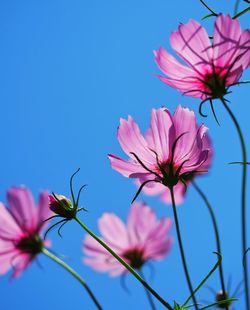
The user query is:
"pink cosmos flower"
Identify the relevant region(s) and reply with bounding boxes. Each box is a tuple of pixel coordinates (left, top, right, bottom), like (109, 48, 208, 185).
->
(0, 187, 52, 278)
(108, 105, 212, 204)
(154, 15, 250, 101)
(83, 202, 172, 276)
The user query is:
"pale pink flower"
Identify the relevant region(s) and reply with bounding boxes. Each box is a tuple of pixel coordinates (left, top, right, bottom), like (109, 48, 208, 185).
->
(154, 15, 250, 101)
(0, 187, 52, 278)
(83, 202, 172, 276)
(108, 105, 212, 204)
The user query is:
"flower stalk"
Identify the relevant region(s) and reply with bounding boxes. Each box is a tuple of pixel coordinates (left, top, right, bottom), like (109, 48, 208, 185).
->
(42, 247, 103, 310)
(138, 269, 157, 310)
(192, 181, 228, 310)
(234, 0, 241, 15)
(181, 252, 221, 309)
(169, 187, 198, 310)
(220, 97, 249, 310)
(233, 6, 250, 18)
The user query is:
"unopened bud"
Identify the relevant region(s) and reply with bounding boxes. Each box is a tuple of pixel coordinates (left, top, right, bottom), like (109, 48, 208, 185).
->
(49, 194, 76, 219)
(216, 290, 232, 308)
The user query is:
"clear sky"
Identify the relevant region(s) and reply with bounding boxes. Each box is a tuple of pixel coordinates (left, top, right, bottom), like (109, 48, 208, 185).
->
(0, 0, 249, 309)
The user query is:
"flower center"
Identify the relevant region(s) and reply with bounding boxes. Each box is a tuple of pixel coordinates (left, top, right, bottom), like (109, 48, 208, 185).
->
(157, 160, 191, 187)
(204, 72, 226, 98)
(123, 248, 145, 269)
(16, 234, 43, 255)
(163, 167, 178, 187)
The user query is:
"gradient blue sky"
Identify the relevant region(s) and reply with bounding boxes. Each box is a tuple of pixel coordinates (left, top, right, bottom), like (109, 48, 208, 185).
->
(0, 0, 249, 309)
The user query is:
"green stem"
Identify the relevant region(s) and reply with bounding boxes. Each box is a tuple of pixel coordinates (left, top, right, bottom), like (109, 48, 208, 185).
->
(199, 0, 217, 15)
(42, 248, 103, 310)
(74, 217, 173, 310)
(138, 269, 157, 310)
(192, 181, 228, 310)
(169, 187, 199, 310)
(233, 6, 250, 18)
(234, 0, 240, 15)
(199, 298, 237, 310)
(182, 252, 221, 308)
(220, 97, 249, 310)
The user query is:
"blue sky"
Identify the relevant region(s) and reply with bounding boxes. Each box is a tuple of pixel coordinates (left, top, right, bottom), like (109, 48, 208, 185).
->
(0, 0, 249, 309)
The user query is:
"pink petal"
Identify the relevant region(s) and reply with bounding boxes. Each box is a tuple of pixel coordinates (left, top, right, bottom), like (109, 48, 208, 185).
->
(172, 105, 199, 164)
(154, 47, 196, 79)
(158, 75, 204, 99)
(213, 15, 250, 69)
(182, 149, 209, 174)
(83, 235, 126, 276)
(84, 257, 125, 276)
(84, 235, 114, 257)
(109, 265, 126, 276)
(149, 108, 174, 161)
(144, 238, 173, 260)
(108, 154, 148, 178)
(127, 203, 173, 260)
(11, 253, 33, 278)
(37, 191, 53, 231)
(7, 187, 37, 231)
(147, 218, 172, 240)
(0, 241, 17, 275)
(98, 213, 129, 249)
(238, 29, 250, 70)
(127, 202, 157, 245)
(201, 133, 213, 171)
(226, 66, 243, 86)
(117, 116, 155, 165)
(170, 19, 212, 72)
(154, 48, 203, 97)
(135, 177, 165, 196)
(0, 202, 21, 240)
(176, 124, 211, 173)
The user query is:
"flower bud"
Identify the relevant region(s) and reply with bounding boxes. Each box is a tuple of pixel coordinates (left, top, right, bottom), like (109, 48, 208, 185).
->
(216, 290, 232, 308)
(173, 301, 181, 310)
(49, 194, 76, 219)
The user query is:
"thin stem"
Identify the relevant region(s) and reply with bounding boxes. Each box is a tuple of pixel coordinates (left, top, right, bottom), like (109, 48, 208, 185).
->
(42, 248, 103, 310)
(138, 269, 157, 310)
(234, 0, 240, 15)
(192, 181, 228, 310)
(169, 187, 199, 310)
(74, 217, 173, 310)
(220, 97, 249, 310)
(199, 0, 217, 15)
(233, 6, 250, 18)
(200, 298, 237, 310)
(182, 252, 222, 308)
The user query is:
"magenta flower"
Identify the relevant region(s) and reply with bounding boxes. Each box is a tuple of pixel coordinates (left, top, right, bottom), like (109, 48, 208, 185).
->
(83, 202, 172, 276)
(154, 15, 250, 102)
(108, 105, 212, 204)
(0, 187, 52, 278)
